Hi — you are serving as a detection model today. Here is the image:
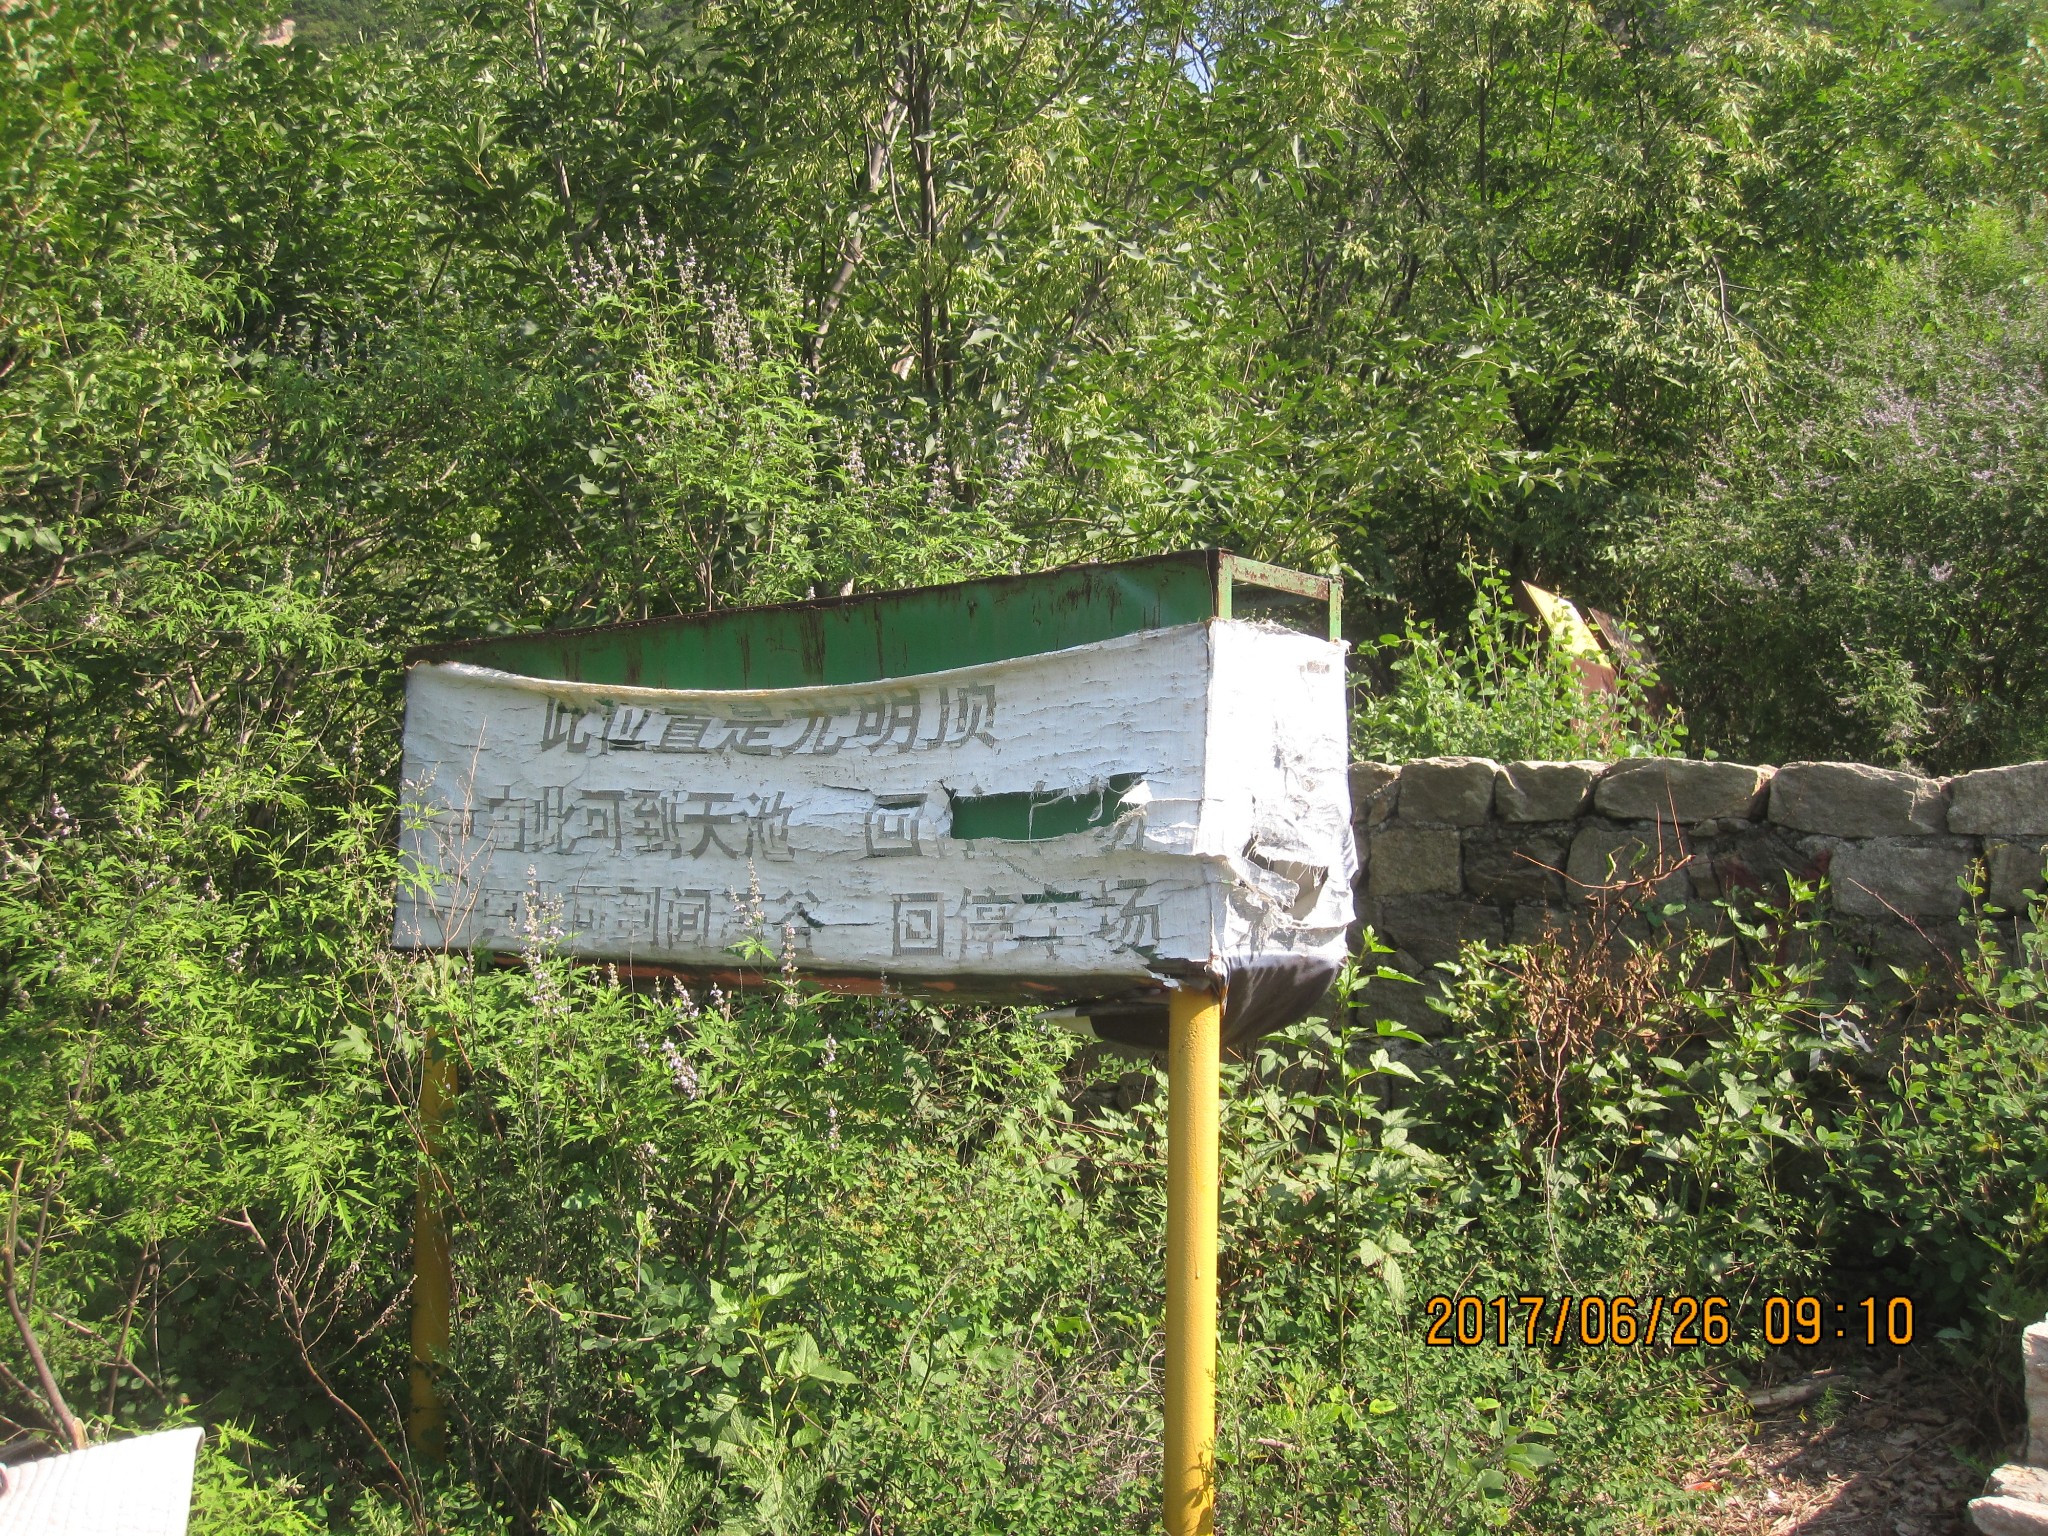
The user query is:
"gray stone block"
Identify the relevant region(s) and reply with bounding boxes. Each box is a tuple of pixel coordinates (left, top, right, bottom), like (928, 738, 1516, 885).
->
(1351, 971, 1450, 1036)
(1398, 756, 1499, 825)
(1594, 758, 1774, 823)
(1510, 902, 1561, 944)
(1368, 826, 1461, 899)
(1380, 896, 1505, 966)
(1686, 817, 1764, 838)
(1462, 833, 1566, 903)
(1495, 759, 1602, 822)
(1661, 901, 1730, 936)
(1686, 821, 1810, 894)
(1830, 839, 1974, 918)
(1990, 841, 2048, 913)
(1952, 761, 2048, 835)
(1350, 762, 1401, 828)
(1565, 825, 1690, 900)
(1769, 761, 1949, 837)
(1351, 893, 1385, 937)
(1843, 912, 1951, 967)
(1972, 1495, 2048, 1535)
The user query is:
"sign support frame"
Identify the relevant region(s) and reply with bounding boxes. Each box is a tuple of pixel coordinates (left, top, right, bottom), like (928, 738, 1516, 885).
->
(407, 1036, 455, 1460)
(1163, 986, 1221, 1535)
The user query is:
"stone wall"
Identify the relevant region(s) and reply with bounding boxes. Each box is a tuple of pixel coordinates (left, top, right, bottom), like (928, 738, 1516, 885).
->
(1968, 1317, 2048, 1531)
(1350, 755, 2048, 1030)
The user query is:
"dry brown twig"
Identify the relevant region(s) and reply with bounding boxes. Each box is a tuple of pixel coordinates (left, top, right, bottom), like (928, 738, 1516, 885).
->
(1506, 838, 1697, 1154)
(226, 1205, 418, 1512)
(3, 1159, 87, 1450)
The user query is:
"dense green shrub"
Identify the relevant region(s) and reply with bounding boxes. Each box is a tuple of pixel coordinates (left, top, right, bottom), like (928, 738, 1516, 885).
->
(7, 774, 2043, 1531)
(1817, 906, 2048, 1332)
(1418, 882, 2048, 1346)
(1353, 564, 1684, 762)
(1634, 211, 2048, 772)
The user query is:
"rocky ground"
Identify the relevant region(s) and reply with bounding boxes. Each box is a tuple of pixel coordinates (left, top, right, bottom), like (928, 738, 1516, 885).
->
(1684, 1349, 2019, 1536)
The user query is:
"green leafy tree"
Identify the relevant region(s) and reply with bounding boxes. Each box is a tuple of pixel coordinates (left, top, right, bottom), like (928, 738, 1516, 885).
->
(1634, 210, 2048, 770)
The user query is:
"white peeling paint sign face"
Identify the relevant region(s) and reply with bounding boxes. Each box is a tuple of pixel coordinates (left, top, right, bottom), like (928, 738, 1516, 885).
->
(0, 1426, 204, 1536)
(393, 621, 1353, 999)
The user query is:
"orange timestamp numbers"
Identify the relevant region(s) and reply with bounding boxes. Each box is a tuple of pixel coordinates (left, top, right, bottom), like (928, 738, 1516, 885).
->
(1422, 1294, 1917, 1348)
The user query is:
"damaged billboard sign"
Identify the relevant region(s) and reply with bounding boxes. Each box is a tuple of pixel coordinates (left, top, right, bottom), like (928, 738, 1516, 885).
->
(394, 569, 1352, 1054)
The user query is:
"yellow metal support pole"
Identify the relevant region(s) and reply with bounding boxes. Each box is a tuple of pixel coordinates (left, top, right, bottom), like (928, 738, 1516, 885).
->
(1164, 986, 1221, 1535)
(407, 1036, 455, 1460)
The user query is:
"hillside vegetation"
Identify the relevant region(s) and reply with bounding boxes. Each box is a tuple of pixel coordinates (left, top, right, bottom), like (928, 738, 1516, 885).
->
(3, 0, 2047, 1530)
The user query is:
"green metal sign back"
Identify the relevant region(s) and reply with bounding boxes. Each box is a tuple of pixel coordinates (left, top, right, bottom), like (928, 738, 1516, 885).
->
(411, 550, 1339, 690)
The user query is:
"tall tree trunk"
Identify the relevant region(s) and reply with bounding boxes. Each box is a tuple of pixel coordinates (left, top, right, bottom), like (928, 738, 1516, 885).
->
(909, 46, 945, 398)
(804, 82, 909, 372)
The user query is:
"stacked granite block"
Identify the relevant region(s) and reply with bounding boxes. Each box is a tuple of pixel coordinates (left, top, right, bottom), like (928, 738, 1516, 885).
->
(1970, 1318, 2048, 1533)
(1349, 756, 2048, 1031)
